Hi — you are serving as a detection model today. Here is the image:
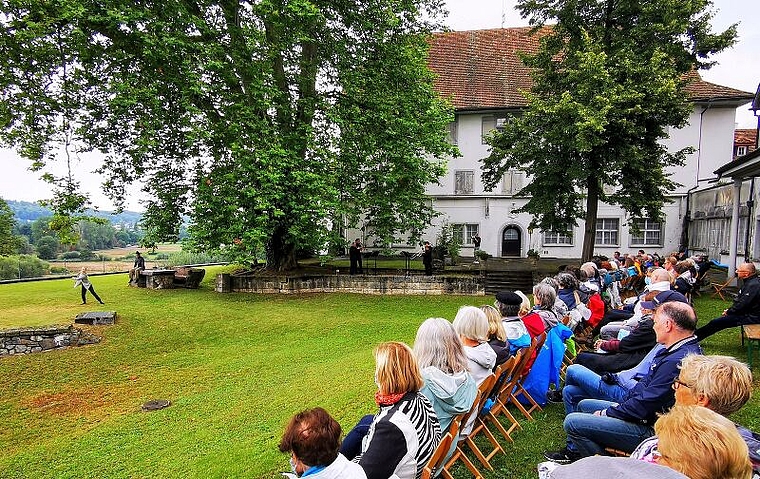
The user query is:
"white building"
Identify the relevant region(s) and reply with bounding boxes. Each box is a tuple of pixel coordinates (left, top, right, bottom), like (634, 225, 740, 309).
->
(422, 27, 754, 259)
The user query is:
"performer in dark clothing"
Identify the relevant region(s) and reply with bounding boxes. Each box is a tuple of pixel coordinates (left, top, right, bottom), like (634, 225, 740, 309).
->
(696, 263, 760, 340)
(129, 251, 146, 284)
(349, 239, 363, 275)
(472, 234, 481, 250)
(422, 241, 433, 276)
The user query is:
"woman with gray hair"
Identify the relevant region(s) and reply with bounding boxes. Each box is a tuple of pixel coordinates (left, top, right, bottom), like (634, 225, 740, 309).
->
(521, 282, 560, 335)
(414, 318, 477, 434)
(541, 276, 569, 318)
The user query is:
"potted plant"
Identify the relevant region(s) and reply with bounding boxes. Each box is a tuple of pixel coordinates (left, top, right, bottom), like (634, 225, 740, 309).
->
(527, 248, 540, 265)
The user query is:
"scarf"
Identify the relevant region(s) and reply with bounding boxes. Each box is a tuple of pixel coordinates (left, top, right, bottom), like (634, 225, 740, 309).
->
(374, 391, 405, 407)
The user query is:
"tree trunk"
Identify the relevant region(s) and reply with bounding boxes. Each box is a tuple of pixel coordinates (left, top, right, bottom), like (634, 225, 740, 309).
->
(581, 176, 600, 262)
(265, 226, 298, 271)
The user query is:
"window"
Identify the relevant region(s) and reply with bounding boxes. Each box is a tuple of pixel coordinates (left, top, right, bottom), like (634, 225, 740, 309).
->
(446, 120, 458, 145)
(502, 169, 525, 195)
(543, 228, 573, 245)
(736, 146, 747, 157)
(481, 115, 508, 144)
(595, 218, 619, 246)
(453, 223, 479, 245)
(454, 170, 474, 194)
(630, 219, 662, 246)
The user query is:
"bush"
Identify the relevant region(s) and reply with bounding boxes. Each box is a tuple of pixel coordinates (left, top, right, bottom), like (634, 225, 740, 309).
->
(164, 251, 233, 267)
(0, 255, 50, 280)
(61, 251, 82, 259)
(49, 266, 70, 274)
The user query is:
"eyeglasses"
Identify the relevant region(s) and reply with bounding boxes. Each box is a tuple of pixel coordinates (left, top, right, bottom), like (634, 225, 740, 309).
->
(672, 378, 692, 390)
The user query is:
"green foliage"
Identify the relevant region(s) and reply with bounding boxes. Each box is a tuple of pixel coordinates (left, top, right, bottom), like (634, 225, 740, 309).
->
(474, 249, 492, 261)
(163, 250, 232, 267)
(35, 235, 60, 260)
(0, 198, 23, 255)
(60, 251, 81, 260)
(435, 221, 462, 262)
(527, 248, 541, 259)
(0, 255, 49, 279)
(482, 0, 737, 260)
(0, 0, 456, 271)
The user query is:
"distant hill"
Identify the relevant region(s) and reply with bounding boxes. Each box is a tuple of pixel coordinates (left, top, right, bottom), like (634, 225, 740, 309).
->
(6, 200, 143, 226)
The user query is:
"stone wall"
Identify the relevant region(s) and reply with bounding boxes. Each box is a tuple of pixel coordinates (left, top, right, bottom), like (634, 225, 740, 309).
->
(0, 325, 100, 357)
(216, 273, 484, 295)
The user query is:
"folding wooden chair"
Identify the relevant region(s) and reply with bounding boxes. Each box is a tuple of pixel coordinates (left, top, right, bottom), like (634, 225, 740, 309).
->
(443, 384, 488, 478)
(461, 374, 504, 471)
(478, 355, 521, 446)
(488, 349, 530, 442)
(710, 277, 733, 301)
(422, 414, 462, 479)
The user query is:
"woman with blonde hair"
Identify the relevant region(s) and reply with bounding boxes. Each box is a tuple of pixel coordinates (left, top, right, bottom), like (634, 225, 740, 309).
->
(480, 305, 510, 366)
(73, 267, 105, 305)
(414, 318, 477, 434)
(631, 355, 759, 475)
(453, 306, 497, 386)
(347, 342, 441, 479)
(655, 405, 752, 479)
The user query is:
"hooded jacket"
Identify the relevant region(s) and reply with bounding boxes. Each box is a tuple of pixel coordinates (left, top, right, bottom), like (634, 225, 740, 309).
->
(463, 343, 497, 387)
(420, 367, 477, 434)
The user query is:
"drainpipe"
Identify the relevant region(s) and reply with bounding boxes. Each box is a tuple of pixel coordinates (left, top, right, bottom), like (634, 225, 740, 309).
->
(746, 177, 756, 262)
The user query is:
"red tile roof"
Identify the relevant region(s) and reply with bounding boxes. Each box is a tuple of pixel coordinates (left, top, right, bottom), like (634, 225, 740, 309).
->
(428, 27, 754, 111)
(734, 129, 758, 147)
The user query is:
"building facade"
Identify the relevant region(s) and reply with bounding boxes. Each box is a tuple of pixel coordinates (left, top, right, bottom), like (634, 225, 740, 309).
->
(419, 27, 754, 260)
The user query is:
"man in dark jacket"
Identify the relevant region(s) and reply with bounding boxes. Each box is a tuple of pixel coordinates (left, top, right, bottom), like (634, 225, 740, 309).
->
(696, 263, 760, 340)
(545, 301, 701, 463)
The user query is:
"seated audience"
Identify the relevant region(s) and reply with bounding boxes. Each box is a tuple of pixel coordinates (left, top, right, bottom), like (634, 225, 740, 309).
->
(598, 268, 672, 339)
(523, 282, 560, 336)
(539, 405, 752, 479)
(495, 291, 532, 356)
(540, 276, 569, 319)
(671, 260, 695, 296)
(631, 354, 759, 475)
(544, 301, 701, 462)
(574, 291, 687, 374)
(344, 342, 441, 479)
(654, 405, 752, 479)
(481, 305, 511, 367)
(453, 306, 497, 386)
(696, 263, 760, 340)
(413, 318, 477, 435)
(279, 407, 367, 479)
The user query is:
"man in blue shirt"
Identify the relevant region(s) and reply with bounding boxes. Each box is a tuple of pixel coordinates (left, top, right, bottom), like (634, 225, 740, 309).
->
(544, 300, 701, 463)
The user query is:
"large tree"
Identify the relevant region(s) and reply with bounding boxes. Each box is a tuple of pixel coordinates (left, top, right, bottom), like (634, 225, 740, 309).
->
(0, 1, 456, 270)
(481, 0, 736, 261)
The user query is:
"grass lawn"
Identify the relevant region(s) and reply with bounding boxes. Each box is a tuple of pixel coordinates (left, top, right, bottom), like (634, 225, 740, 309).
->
(0, 268, 758, 478)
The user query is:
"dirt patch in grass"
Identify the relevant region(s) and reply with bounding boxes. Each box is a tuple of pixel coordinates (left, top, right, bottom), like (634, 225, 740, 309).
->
(27, 389, 112, 415)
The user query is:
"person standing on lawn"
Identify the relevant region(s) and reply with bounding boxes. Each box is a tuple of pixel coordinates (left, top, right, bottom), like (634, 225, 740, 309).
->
(695, 263, 760, 340)
(74, 267, 104, 305)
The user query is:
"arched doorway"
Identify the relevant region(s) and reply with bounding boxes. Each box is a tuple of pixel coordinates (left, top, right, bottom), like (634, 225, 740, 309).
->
(501, 225, 522, 257)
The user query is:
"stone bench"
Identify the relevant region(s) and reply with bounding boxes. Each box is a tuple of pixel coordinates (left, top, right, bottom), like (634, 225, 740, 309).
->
(139, 269, 176, 289)
(173, 267, 206, 289)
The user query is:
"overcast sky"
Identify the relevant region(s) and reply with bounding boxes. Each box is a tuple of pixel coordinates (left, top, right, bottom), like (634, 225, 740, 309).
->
(1, 0, 758, 212)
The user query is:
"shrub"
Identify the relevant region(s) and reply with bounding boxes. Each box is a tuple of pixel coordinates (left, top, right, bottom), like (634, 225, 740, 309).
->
(61, 251, 82, 259)
(0, 255, 50, 280)
(164, 251, 233, 267)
